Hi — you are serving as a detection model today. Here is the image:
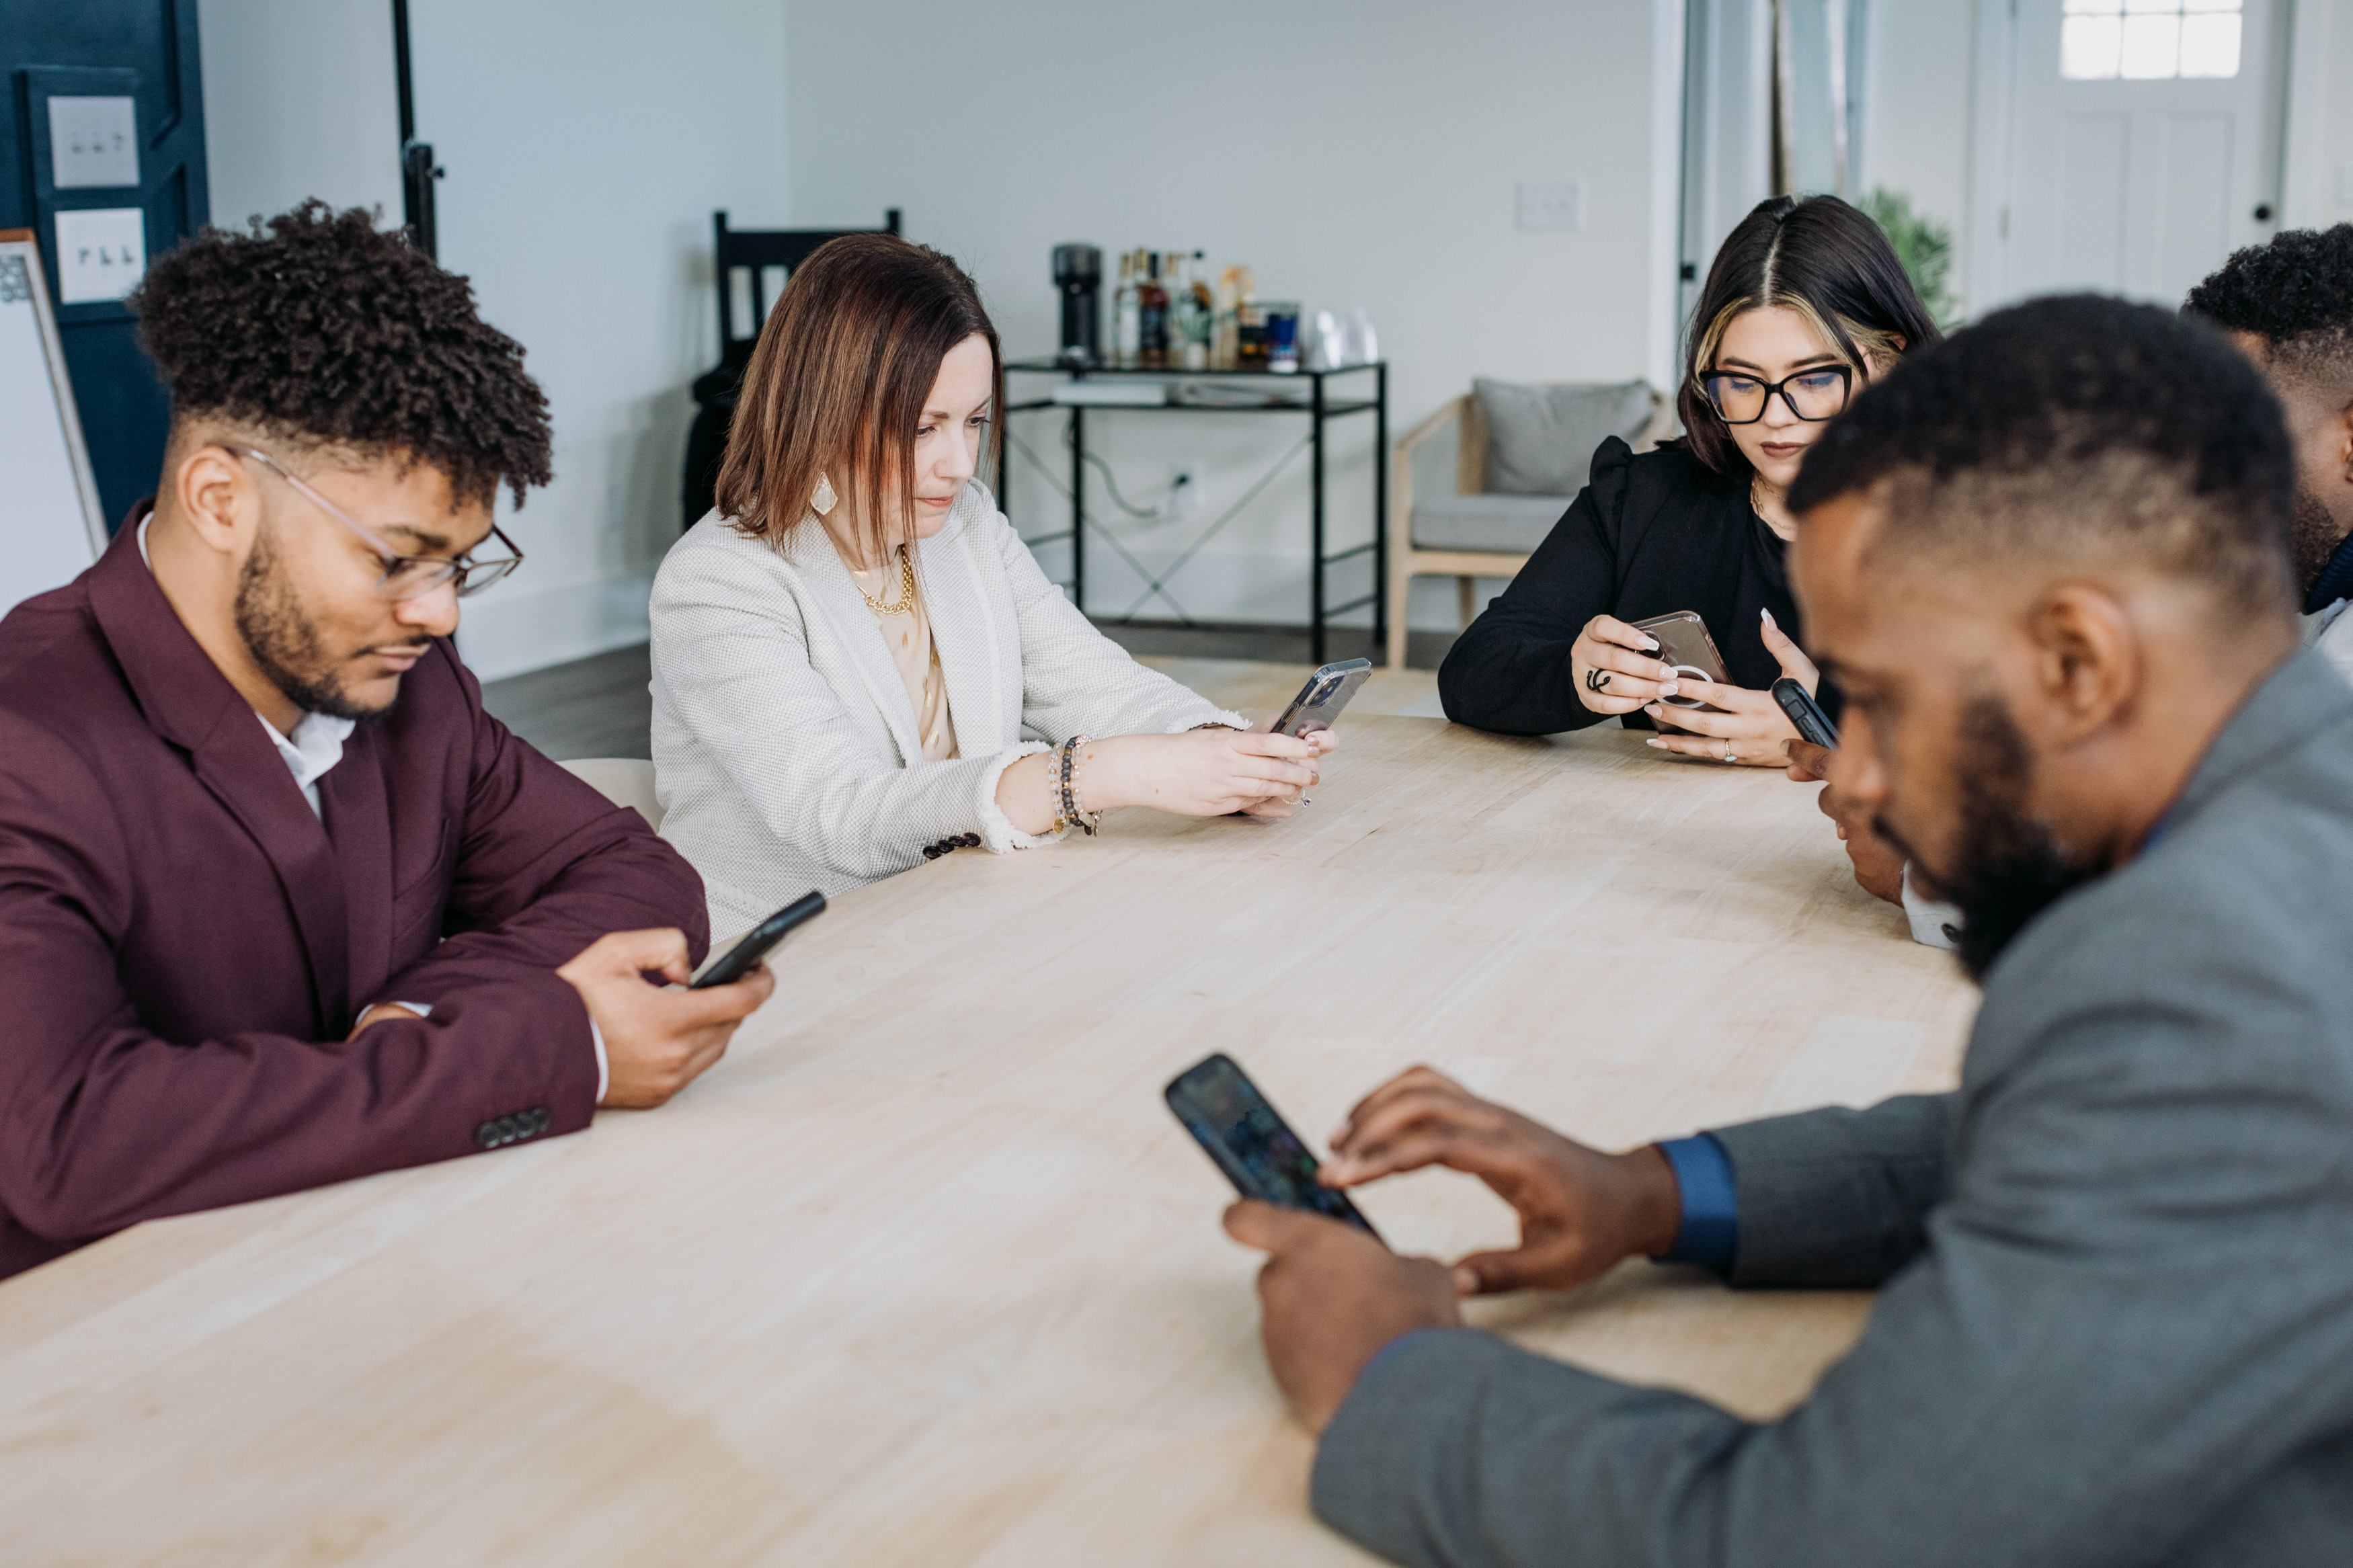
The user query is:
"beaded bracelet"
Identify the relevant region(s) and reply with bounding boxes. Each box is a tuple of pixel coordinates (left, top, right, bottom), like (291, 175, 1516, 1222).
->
(1054, 733, 1100, 836)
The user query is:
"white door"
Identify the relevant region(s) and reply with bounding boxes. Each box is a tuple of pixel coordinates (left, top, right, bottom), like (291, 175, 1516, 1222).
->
(1992, 0, 2284, 309)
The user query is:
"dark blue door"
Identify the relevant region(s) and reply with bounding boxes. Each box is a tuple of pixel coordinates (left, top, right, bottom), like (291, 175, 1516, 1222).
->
(1, 0, 206, 530)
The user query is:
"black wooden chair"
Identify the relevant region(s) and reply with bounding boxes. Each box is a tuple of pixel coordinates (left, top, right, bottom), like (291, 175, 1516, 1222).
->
(682, 208, 902, 530)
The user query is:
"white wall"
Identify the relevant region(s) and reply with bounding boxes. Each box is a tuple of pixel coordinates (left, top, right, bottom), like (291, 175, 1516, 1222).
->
(405, 0, 789, 679)
(1860, 0, 1977, 300)
(199, 0, 404, 229)
(201, 0, 791, 682)
(784, 0, 1681, 633)
(2284, 0, 2353, 230)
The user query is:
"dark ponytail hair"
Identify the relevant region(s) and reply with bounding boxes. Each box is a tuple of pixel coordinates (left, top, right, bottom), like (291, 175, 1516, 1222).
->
(1678, 194, 1944, 477)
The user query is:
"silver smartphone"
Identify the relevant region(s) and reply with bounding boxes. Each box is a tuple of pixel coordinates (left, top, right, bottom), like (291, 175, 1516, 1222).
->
(1629, 611, 1729, 711)
(1273, 659, 1372, 737)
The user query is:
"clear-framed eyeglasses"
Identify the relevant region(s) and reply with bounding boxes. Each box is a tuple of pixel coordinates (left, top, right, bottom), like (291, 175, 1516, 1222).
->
(239, 447, 525, 600)
(1698, 364, 1855, 425)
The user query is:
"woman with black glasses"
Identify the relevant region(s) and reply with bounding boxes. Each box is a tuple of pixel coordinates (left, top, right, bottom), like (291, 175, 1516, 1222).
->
(1438, 195, 1941, 766)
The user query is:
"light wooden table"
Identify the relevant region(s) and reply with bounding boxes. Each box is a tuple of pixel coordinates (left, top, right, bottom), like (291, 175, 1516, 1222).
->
(0, 717, 1977, 1567)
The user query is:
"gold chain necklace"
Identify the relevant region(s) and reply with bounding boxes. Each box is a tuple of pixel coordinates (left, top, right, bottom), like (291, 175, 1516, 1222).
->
(854, 544, 918, 616)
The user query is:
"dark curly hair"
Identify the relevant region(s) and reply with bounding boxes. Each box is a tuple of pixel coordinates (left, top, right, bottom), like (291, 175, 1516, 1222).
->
(1789, 294, 2295, 616)
(2183, 224, 2353, 384)
(127, 201, 552, 509)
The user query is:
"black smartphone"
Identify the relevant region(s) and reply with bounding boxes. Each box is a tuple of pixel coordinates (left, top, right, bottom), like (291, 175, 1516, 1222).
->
(1771, 677, 1840, 749)
(690, 889, 825, 989)
(1273, 658, 1373, 737)
(1163, 1053, 1382, 1241)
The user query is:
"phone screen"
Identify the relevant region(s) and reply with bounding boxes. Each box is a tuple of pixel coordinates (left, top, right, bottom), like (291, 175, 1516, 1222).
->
(1164, 1053, 1380, 1239)
(690, 889, 826, 989)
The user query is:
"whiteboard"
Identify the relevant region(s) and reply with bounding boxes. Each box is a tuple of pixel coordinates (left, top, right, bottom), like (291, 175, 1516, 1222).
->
(0, 232, 108, 616)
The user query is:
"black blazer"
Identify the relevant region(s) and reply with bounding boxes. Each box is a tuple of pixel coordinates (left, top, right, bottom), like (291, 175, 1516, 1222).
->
(1437, 437, 1837, 735)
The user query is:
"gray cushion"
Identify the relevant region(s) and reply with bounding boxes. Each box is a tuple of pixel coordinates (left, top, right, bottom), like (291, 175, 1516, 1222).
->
(1474, 378, 1653, 496)
(1410, 492, 1570, 554)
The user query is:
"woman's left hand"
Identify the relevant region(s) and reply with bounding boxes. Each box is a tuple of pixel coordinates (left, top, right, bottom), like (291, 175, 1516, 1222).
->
(1641, 609, 1819, 768)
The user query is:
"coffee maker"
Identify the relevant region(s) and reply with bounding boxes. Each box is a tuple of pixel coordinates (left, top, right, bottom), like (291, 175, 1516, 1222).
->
(1052, 244, 1101, 366)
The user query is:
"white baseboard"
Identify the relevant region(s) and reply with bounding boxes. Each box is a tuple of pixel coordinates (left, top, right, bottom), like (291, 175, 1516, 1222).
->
(456, 570, 655, 683)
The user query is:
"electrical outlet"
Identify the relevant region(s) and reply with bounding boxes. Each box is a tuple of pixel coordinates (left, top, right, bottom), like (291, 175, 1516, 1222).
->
(1516, 181, 1583, 233)
(1162, 464, 1202, 520)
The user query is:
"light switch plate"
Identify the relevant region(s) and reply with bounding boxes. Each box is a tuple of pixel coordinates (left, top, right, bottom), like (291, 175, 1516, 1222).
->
(1516, 181, 1584, 233)
(54, 208, 147, 304)
(48, 97, 139, 191)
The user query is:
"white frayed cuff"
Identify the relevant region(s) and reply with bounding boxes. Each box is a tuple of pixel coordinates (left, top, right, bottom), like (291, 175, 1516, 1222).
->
(974, 741, 1063, 853)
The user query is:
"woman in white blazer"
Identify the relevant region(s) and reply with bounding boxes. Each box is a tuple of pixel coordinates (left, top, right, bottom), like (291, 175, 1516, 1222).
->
(651, 235, 1331, 934)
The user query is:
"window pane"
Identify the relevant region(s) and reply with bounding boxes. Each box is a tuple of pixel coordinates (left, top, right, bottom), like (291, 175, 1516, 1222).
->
(2063, 15, 2124, 77)
(2063, 0, 2124, 11)
(2120, 13, 2182, 77)
(2181, 0, 2241, 13)
(2178, 13, 2241, 75)
(2122, 0, 2178, 13)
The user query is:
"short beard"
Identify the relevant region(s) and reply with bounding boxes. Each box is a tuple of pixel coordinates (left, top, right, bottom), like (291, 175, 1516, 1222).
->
(233, 528, 390, 721)
(1879, 692, 2091, 983)
(2290, 488, 2346, 597)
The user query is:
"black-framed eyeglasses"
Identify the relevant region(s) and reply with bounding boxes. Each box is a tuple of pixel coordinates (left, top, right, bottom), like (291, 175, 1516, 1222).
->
(239, 448, 526, 601)
(1698, 364, 1853, 425)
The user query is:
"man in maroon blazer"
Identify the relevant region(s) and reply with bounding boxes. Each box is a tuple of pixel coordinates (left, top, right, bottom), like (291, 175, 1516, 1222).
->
(0, 203, 774, 1280)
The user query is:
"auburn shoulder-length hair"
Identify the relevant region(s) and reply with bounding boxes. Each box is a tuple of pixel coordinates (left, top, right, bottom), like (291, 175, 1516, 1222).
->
(715, 233, 1002, 552)
(1678, 195, 1943, 476)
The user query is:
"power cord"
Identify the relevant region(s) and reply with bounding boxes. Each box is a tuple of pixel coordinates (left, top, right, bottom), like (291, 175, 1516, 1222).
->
(1064, 423, 1187, 520)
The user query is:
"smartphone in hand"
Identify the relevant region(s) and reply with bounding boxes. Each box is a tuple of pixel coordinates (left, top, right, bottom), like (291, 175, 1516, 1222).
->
(1630, 612, 1730, 710)
(1164, 1053, 1382, 1241)
(1273, 659, 1373, 737)
(1771, 677, 1839, 749)
(690, 890, 825, 989)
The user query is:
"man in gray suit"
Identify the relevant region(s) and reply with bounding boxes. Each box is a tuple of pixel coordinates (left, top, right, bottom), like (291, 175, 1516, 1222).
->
(1222, 294, 2353, 1565)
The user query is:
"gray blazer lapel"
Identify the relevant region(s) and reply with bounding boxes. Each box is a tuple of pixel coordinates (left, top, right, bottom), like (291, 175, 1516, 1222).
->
(777, 523, 923, 763)
(919, 487, 1008, 751)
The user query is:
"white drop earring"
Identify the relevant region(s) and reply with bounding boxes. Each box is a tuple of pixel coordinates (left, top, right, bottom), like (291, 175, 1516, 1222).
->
(811, 471, 838, 517)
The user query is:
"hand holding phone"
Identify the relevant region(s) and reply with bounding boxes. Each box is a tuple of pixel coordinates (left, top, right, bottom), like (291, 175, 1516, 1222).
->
(1165, 1053, 1382, 1241)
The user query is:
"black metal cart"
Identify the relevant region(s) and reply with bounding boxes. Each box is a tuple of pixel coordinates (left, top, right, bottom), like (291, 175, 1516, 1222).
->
(1000, 358, 1388, 665)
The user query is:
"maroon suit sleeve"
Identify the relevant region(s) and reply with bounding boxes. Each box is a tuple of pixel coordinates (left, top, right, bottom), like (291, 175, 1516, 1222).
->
(0, 653, 705, 1262)
(374, 651, 711, 1009)
(0, 728, 569, 1256)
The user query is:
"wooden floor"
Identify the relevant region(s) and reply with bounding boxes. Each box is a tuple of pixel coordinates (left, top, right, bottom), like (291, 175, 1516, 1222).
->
(481, 626, 1455, 763)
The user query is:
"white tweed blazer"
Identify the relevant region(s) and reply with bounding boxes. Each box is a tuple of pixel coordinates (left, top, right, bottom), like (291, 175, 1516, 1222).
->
(650, 481, 1243, 933)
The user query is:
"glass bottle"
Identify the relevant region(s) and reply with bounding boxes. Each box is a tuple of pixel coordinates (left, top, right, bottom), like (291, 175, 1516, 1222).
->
(1113, 250, 1140, 367)
(1138, 251, 1170, 369)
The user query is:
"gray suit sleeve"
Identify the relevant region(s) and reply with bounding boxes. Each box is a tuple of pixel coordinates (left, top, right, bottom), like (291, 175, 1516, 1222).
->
(1708, 1094, 1955, 1286)
(1311, 968, 2353, 1567)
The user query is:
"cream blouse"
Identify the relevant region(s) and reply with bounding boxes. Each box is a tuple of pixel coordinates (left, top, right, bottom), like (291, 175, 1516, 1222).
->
(848, 552, 959, 761)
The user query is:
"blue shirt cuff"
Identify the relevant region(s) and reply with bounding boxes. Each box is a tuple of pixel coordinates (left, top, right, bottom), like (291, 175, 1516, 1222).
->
(1359, 1325, 1444, 1381)
(1654, 1133, 1739, 1272)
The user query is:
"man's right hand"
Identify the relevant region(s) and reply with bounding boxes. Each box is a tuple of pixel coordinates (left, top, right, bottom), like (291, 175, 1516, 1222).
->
(1319, 1066, 1683, 1295)
(1788, 739, 1906, 905)
(556, 928, 775, 1108)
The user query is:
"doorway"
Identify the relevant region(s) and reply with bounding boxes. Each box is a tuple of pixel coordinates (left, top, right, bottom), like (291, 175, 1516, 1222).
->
(1978, 0, 2287, 311)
